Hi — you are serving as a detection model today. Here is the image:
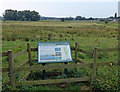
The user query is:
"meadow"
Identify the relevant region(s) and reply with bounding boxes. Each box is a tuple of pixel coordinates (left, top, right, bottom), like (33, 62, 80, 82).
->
(2, 20, 118, 90)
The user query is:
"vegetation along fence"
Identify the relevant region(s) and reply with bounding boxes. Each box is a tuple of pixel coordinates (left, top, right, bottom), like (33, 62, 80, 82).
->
(1, 42, 118, 89)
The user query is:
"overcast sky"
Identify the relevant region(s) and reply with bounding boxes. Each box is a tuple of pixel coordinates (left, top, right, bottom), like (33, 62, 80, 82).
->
(0, 0, 119, 18)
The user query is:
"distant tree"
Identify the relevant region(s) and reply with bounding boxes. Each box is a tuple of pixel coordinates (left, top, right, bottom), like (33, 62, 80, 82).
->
(75, 16, 82, 20)
(88, 17, 94, 20)
(3, 9, 40, 21)
(109, 16, 114, 19)
(61, 18, 65, 22)
(65, 17, 74, 21)
(3, 9, 18, 20)
(31, 11, 40, 21)
(82, 17, 86, 20)
(75, 16, 86, 20)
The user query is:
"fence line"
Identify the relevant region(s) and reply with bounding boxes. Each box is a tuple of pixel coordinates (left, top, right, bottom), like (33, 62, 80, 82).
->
(16, 77, 91, 86)
(97, 47, 118, 52)
(1, 42, 118, 88)
(1, 51, 8, 57)
(1, 61, 117, 73)
(12, 50, 27, 59)
(2, 67, 9, 72)
(15, 63, 93, 72)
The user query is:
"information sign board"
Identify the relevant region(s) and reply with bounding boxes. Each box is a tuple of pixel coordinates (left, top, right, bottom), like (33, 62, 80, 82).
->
(38, 41, 73, 63)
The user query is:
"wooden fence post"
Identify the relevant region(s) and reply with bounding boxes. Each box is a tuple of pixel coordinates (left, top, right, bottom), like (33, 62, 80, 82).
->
(75, 42, 78, 64)
(27, 42, 32, 66)
(8, 50, 15, 88)
(92, 47, 97, 81)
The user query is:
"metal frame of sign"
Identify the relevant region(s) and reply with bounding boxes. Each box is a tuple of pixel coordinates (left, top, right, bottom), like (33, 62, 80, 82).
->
(38, 41, 73, 63)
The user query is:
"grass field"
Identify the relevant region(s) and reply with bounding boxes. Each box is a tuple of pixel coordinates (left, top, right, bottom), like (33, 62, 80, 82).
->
(2, 20, 118, 90)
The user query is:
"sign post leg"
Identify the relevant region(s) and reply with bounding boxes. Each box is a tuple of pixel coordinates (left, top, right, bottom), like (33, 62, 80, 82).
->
(42, 63, 46, 80)
(64, 62, 68, 75)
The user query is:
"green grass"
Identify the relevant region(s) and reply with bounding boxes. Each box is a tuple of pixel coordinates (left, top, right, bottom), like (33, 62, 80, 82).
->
(2, 20, 118, 90)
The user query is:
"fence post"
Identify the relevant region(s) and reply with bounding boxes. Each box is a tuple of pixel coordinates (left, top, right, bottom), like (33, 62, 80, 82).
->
(92, 47, 97, 81)
(27, 42, 32, 66)
(8, 50, 15, 88)
(75, 42, 78, 64)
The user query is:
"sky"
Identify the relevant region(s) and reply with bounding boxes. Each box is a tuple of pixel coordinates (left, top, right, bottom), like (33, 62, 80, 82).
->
(0, 0, 119, 18)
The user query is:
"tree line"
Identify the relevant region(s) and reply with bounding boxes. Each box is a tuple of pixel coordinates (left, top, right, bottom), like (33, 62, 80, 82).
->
(3, 9, 118, 21)
(3, 9, 40, 21)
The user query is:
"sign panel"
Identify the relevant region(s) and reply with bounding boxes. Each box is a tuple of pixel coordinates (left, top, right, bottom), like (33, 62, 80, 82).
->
(38, 41, 73, 63)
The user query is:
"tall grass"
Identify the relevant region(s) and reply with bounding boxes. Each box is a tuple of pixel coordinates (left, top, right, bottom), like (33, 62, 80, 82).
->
(2, 20, 118, 90)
